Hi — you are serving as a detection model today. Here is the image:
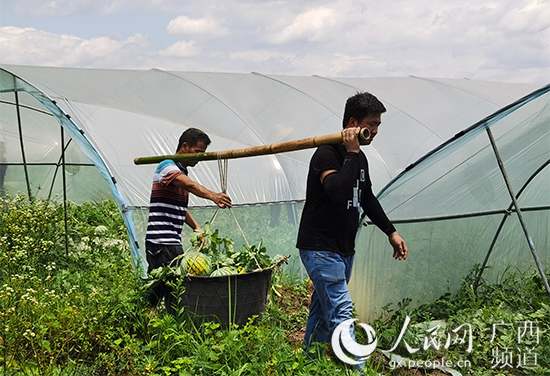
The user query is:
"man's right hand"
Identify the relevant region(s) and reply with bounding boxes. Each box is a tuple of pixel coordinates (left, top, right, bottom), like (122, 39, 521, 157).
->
(213, 192, 232, 208)
(342, 127, 361, 153)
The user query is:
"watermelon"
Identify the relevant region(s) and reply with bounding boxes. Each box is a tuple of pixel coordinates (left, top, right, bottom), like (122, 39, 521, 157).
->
(184, 252, 212, 276)
(94, 225, 109, 236)
(211, 266, 238, 277)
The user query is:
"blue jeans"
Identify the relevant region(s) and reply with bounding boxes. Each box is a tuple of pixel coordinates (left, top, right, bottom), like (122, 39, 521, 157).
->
(300, 250, 355, 348)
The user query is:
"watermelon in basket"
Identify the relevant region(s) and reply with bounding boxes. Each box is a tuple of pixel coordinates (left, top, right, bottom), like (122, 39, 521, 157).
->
(183, 251, 213, 276)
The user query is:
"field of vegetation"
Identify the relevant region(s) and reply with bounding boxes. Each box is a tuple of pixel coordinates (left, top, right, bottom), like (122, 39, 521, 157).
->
(1, 196, 548, 375)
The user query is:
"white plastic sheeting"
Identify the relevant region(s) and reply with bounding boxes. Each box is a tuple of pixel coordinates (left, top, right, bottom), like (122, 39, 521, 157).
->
(352, 85, 550, 320)
(1, 66, 538, 205)
(1, 64, 546, 320)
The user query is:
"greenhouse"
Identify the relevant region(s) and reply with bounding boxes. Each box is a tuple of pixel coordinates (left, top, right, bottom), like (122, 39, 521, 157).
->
(0, 64, 548, 321)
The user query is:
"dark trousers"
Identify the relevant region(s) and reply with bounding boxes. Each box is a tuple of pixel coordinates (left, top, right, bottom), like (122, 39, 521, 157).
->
(146, 242, 184, 306)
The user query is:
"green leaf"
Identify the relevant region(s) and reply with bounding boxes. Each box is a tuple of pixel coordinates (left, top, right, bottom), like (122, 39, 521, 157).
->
(38, 340, 51, 352)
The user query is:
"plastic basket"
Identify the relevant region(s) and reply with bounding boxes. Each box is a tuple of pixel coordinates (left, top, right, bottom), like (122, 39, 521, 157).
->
(166, 268, 272, 327)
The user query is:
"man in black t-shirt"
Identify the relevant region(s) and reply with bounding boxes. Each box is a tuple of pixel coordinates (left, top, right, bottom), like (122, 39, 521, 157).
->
(296, 92, 408, 361)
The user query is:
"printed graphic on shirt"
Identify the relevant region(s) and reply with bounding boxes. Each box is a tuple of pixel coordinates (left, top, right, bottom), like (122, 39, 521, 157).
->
(347, 168, 365, 211)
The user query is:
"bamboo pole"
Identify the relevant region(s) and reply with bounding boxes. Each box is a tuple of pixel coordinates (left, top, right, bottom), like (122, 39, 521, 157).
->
(134, 128, 371, 165)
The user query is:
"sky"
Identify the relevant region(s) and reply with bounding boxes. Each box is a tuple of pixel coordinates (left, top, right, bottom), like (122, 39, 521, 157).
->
(0, 0, 549, 85)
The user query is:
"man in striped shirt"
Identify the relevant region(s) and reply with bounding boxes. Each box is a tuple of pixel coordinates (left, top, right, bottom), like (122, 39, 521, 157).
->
(145, 127, 232, 305)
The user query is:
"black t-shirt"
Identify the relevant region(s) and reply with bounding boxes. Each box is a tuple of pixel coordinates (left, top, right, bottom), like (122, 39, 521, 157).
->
(296, 144, 395, 256)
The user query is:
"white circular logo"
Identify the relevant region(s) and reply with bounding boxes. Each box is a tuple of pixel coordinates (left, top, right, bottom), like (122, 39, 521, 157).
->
(331, 318, 378, 365)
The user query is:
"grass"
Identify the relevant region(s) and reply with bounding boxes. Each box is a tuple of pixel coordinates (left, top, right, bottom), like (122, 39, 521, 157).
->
(0, 195, 548, 376)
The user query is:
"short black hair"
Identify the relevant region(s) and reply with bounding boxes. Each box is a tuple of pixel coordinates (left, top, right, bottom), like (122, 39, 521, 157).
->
(176, 128, 211, 153)
(342, 92, 386, 128)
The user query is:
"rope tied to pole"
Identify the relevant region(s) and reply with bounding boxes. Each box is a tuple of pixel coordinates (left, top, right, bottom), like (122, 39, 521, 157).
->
(209, 153, 250, 248)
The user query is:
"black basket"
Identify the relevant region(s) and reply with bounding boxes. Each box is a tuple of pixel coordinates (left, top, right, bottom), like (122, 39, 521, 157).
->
(166, 268, 272, 327)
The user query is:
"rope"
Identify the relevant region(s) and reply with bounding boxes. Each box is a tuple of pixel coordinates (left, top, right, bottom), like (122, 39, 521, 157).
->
(209, 153, 250, 247)
(230, 206, 250, 248)
(218, 156, 228, 193)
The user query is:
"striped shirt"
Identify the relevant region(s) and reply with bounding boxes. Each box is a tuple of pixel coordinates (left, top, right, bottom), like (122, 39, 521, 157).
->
(145, 160, 189, 245)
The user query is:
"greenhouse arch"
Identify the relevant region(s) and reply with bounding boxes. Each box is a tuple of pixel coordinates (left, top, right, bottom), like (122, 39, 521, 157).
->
(1, 64, 547, 319)
(368, 85, 550, 303)
(0, 69, 144, 271)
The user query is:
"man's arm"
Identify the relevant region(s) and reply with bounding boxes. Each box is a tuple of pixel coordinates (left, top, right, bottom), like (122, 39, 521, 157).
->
(321, 153, 361, 205)
(184, 210, 201, 231)
(172, 173, 232, 209)
(362, 190, 408, 260)
(320, 126, 364, 204)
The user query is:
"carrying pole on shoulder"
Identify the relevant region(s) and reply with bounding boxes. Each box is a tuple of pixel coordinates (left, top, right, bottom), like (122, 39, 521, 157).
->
(133, 128, 371, 165)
